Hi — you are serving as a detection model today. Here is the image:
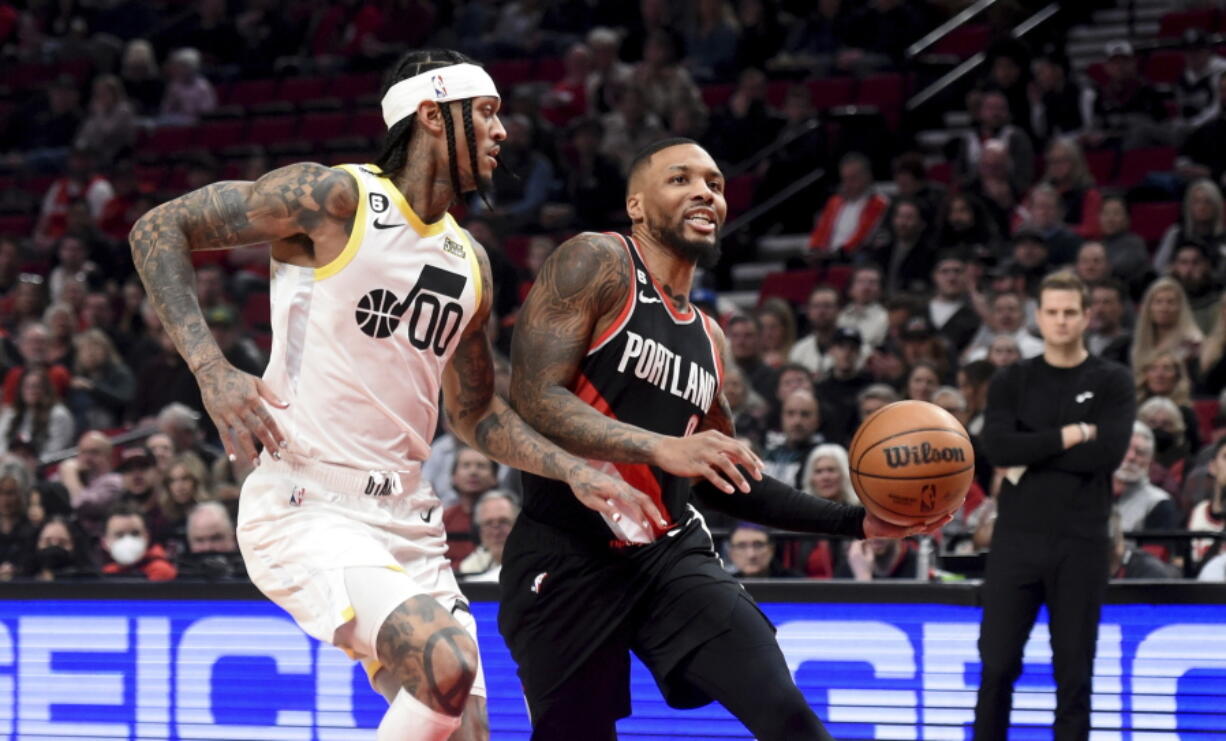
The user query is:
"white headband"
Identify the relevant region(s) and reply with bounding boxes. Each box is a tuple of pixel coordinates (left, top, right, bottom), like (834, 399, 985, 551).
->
(381, 63, 501, 130)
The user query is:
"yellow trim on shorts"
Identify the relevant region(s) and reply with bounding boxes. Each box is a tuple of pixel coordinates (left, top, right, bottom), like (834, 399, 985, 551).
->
(448, 214, 484, 312)
(314, 164, 367, 280)
(385, 564, 405, 573)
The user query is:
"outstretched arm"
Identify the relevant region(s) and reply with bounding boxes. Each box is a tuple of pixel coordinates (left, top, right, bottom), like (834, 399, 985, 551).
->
(442, 240, 667, 530)
(129, 162, 357, 464)
(509, 232, 761, 493)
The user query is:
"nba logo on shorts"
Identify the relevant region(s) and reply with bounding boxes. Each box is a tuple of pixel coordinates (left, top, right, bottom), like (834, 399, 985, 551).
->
(289, 486, 305, 506)
(432, 75, 447, 98)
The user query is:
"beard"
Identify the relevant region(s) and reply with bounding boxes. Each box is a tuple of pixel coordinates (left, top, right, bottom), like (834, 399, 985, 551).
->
(1114, 461, 1147, 483)
(650, 217, 722, 269)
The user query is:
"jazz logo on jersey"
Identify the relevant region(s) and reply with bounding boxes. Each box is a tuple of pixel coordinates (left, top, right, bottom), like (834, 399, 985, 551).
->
(432, 75, 447, 98)
(355, 264, 467, 356)
(369, 193, 389, 213)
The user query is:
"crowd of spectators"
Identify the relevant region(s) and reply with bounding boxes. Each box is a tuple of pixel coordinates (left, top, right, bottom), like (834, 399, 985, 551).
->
(0, 0, 1223, 584)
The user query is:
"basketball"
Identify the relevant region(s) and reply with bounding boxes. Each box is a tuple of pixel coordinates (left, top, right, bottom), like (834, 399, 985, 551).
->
(848, 400, 974, 527)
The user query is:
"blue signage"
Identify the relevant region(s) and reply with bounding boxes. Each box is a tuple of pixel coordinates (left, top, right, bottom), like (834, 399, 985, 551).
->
(0, 599, 1220, 739)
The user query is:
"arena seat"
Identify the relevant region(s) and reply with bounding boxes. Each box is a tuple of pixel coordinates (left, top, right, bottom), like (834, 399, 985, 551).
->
(350, 112, 385, 139)
(807, 77, 854, 110)
(247, 116, 298, 146)
(825, 264, 851, 293)
(199, 120, 247, 150)
(701, 83, 735, 109)
(487, 60, 534, 88)
(326, 72, 381, 100)
(1129, 202, 1181, 246)
(1144, 50, 1186, 86)
(0, 215, 33, 236)
(926, 161, 953, 184)
(300, 112, 351, 142)
(242, 291, 271, 331)
(534, 57, 565, 82)
(758, 269, 818, 305)
(1159, 9, 1217, 38)
(148, 125, 197, 155)
(222, 79, 278, 108)
(1194, 399, 1220, 445)
(1085, 149, 1117, 184)
(931, 23, 991, 59)
(1113, 146, 1176, 188)
(725, 175, 758, 219)
(278, 76, 329, 105)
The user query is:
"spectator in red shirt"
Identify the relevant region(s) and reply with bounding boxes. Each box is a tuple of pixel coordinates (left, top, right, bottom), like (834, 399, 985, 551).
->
(100, 502, 176, 581)
(808, 152, 889, 261)
(442, 446, 499, 568)
(541, 42, 593, 127)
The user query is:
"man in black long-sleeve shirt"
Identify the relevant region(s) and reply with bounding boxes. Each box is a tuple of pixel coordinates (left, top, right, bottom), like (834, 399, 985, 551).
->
(973, 271, 1134, 741)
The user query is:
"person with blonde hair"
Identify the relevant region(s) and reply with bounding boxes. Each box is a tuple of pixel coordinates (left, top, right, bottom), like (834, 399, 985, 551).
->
(158, 453, 212, 558)
(754, 297, 797, 368)
(68, 329, 135, 431)
(1154, 178, 1226, 271)
(1130, 276, 1204, 371)
(1037, 136, 1102, 238)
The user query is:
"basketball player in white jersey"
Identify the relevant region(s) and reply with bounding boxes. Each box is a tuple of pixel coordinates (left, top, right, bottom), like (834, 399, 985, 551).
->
(130, 49, 763, 741)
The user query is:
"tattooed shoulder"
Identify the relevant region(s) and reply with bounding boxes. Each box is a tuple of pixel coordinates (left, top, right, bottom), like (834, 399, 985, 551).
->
(250, 162, 358, 232)
(537, 231, 631, 312)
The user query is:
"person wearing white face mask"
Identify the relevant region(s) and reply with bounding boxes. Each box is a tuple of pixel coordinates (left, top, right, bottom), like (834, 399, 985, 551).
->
(100, 503, 176, 581)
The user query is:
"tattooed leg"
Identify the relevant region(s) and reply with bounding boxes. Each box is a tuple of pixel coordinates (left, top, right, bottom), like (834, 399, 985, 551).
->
(450, 696, 489, 741)
(376, 595, 479, 717)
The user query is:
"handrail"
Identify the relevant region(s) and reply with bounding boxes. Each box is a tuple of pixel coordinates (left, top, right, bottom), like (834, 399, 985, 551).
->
(39, 425, 158, 466)
(721, 166, 825, 238)
(907, 2, 1060, 112)
(907, 0, 1000, 58)
(726, 118, 820, 179)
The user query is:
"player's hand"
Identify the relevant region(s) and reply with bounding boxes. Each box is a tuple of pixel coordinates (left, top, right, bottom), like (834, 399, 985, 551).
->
(650, 432, 764, 494)
(566, 465, 669, 531)
(862, 510, 953, 539)
(194, 358, 288, 467)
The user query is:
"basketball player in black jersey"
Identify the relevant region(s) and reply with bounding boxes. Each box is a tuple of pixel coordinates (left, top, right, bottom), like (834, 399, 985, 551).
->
(502, 138, 950, 740)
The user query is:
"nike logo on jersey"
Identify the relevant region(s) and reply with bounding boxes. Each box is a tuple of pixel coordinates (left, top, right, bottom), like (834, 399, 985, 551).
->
(372, 217, 405, 230)
(1075, 391, 1094, 403)
(639, 291, 661, 304)
(420, 507, 435, 522)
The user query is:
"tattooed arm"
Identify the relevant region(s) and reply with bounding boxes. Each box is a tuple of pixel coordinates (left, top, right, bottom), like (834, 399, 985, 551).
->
(510, 232, 761, 494)
(128, 162, 358, 464)
(441, 239, 668, 529)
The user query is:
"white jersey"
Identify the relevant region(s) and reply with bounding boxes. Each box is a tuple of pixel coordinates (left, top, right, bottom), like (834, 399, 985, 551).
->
(261, 163, 483, 473)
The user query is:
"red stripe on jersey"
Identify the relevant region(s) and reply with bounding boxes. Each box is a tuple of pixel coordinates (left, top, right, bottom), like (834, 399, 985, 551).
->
(571, 373, 675, 537)
(699, 310, 724, 395)
(586, 234, 637, 353)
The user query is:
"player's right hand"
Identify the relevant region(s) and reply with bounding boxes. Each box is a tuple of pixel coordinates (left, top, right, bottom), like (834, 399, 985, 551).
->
(650, 432, 764, 494)
(194, 358, 289, 466)
(567, 465, 669, 531)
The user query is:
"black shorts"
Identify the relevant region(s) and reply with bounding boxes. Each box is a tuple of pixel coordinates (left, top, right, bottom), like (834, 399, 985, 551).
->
(498, 513, 771, 726)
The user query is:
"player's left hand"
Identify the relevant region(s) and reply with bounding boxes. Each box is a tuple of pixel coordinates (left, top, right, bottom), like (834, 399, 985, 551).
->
(567, 465, 669, 531)
(862, 511, 953, 539)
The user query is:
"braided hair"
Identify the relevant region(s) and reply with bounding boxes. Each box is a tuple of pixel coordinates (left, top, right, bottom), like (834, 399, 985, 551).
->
(373, 48, 490, 205)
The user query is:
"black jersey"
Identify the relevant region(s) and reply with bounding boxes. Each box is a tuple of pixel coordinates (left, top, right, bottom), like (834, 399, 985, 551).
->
(519, 233, 724, 545)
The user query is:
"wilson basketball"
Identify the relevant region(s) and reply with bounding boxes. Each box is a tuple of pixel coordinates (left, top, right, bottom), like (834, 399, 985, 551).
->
(847, 400, 974, 527)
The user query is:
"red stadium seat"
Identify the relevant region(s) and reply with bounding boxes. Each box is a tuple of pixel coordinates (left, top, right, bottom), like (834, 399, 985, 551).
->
(856, 74, 905, 127)
(1086, 62, 1109, 88)
(502, 235, 531, 268)
(199, 120, 247, 149)
(242, 291, 271, 331)
(327, 73, 381, 100)
(1085, 149, 1117, 184)
(931, 23, 991, 59)
(278, 76, 329, 104)
(300, 112, 350, 142)
(806, 77, 854, 110)
(701, 84, 735, 109)
(1194, 400, 1220, 445)
(1144, 50, 1186, 86)
(1114, 146, 1175, 188)
(0, 215, 33, 236)
(824, 265, 851, 294)
(350, 112, 385, 139)
(1129, 202, 1181, 247)
(1159, 9, 1217, 39)
(247, 116, 298, 146)
(725, 174, 758, 219)
(148, 125, 197, 154)
(535, 57, 565, 82)
(487, 60, 534, 88)
(765, 80, 791, 108)
(758, 269, 818, 305)
(222, 78, 278, 108)
(927, 161, 953, 184)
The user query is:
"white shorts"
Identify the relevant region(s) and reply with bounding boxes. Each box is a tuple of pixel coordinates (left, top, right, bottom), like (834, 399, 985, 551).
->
(237, 453, 485, 697)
